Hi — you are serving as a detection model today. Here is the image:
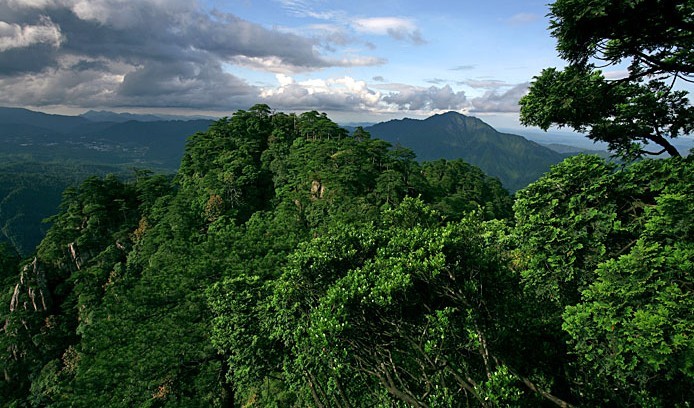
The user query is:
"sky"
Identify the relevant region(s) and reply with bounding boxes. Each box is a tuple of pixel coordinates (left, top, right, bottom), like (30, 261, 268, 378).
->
(0, 0, 572, 127)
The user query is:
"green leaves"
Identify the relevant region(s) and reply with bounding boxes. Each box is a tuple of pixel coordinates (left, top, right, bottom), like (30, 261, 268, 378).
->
(563, 240, 694, 404)
(522, 0, 693, 159)
(10, 105, 692, 407)
(516, 154, 694, 405)
(262, 199, 524, 406)
(520, 66, 612, 132)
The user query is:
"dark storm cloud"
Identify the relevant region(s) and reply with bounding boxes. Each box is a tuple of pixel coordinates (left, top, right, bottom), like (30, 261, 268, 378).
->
(0, 43, 61, 74)
(0, 0, 379, 109)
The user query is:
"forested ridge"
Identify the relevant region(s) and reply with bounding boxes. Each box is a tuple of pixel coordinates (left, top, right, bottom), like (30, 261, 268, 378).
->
(2, 0, 693, 406)
(0, 104, 691, 407)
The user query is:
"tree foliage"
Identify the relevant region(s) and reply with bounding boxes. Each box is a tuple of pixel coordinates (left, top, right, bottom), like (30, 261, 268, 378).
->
(520, 0, 694, 159)
(1, 105, 690, 407)
(213, 198, 538, 407)
(514, 154, 694, 406)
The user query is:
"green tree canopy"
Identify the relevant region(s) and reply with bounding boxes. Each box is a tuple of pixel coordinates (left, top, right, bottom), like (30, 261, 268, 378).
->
(520, 0, 694, 159)
(514, 154, 694, 406)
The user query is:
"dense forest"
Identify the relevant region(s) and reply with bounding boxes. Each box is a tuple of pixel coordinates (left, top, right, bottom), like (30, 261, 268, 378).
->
(1, 0, 693, 406)
(1, 104, 691, 407)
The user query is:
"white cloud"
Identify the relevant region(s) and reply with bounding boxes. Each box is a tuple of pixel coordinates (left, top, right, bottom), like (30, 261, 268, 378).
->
(382, 84, 468, 111)
(450, 65, 476, 71)
(6, 0, 62, 8)
(0, 54, 258, 109)
(261, 74, 382, 111)
(0, 16, 63, 51)
(603, 70, 629, 80)
(274, 0, 344, 20)
(470, 82, 529, 113)
(461, 79, 509, 89)
(232, 54, 384, 74)
(0, 0, 388, 111)
(352, 17, 425, 44)
(260, 76, 469, 114)
(506, 12, 540, 25)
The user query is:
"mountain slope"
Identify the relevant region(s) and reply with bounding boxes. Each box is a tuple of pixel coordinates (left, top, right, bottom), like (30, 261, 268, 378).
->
(80, 110, 216, 122)
(0, 107, 213, 171)
(0, 107, 212, 254)
(0, 107, 90, 133)
(366, 111, 565, 191)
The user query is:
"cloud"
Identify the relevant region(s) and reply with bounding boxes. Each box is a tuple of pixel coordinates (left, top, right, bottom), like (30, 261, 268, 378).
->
(426, 78, 447, 85)
(0, 54, 258, 109)
(259, 75, 469, 114)
(6, 0, 61, 8)
(603, 70, 629, 80)
(352, 17, 425, 44)
(470, 82, 529, 113)
(450, 65, 476, 71)
(506, 12, 540, 25)
(260, 74, 382, 111)
(0, 0, 380, 110)
(382, 84, 468, 111)
(274, 0, 344, 20)
(231, 54, 384, 74)
(372, 75, 385, 82)
(461, 79, 509, 89)
(0, 16, 63, 51)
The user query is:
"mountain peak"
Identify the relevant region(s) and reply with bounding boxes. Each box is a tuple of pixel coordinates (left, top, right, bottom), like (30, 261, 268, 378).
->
(365, 112, 564, 191)
(422, 111, 497, 135)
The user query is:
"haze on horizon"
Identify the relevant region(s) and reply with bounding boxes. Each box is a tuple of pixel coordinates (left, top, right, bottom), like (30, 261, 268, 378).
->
(0, 0, 582, 129)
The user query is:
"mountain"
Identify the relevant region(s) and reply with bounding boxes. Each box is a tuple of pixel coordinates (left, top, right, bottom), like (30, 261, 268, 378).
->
(1, 107, 571, 193)
(0, 108, 212, 253)
(366, 111, 565, 191)
(81, 110, 217, 122)
(0, 107, 213, 171)
(0, 107, 90, 133)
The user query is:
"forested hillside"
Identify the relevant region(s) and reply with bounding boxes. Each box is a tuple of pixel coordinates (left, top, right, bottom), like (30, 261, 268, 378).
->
(0, 159, 131, 255)
(0, 108, 214, 255)
(0, 107, 213, 171)
(0, 105, 691, 407)
(366, 111, 565, 191)
(2, 0, 693, 405)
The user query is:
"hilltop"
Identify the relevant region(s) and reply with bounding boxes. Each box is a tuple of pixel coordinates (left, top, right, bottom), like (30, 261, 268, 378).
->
(366, 111, 566, 191)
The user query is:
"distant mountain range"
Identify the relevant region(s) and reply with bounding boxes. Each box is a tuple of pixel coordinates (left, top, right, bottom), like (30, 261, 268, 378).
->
(366, 111, 566, 191)
(0, 107, 214, 171)
(0, 106, 602, 254)
(80, 110, 217, 123)
(1, 107, 603, 191)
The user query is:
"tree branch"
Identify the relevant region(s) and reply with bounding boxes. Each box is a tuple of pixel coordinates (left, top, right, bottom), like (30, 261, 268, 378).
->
(518, 374, 576, 408)
(643, 133, 681, 157)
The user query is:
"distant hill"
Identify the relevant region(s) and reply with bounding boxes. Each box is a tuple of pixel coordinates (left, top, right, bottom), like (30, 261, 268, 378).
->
(542, 143, 613, 159)
(0, 107, 566, 253)
(0, 107, 213, 171)
(366, 111, 565, 191)
(0, 107, 90, 133)
(0, 107, 569, 192)
(0, 107, 213, 254)
(80, 110, 217, 122)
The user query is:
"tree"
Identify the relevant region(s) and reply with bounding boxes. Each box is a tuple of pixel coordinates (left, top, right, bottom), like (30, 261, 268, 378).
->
(0, 174, 169, 406)
(563, 240, 694, 406)
(514, 154, 694, 405)
(253, 198, 577, 407)
(520, 0, 694, 159)
(421, 159, 513, 221)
